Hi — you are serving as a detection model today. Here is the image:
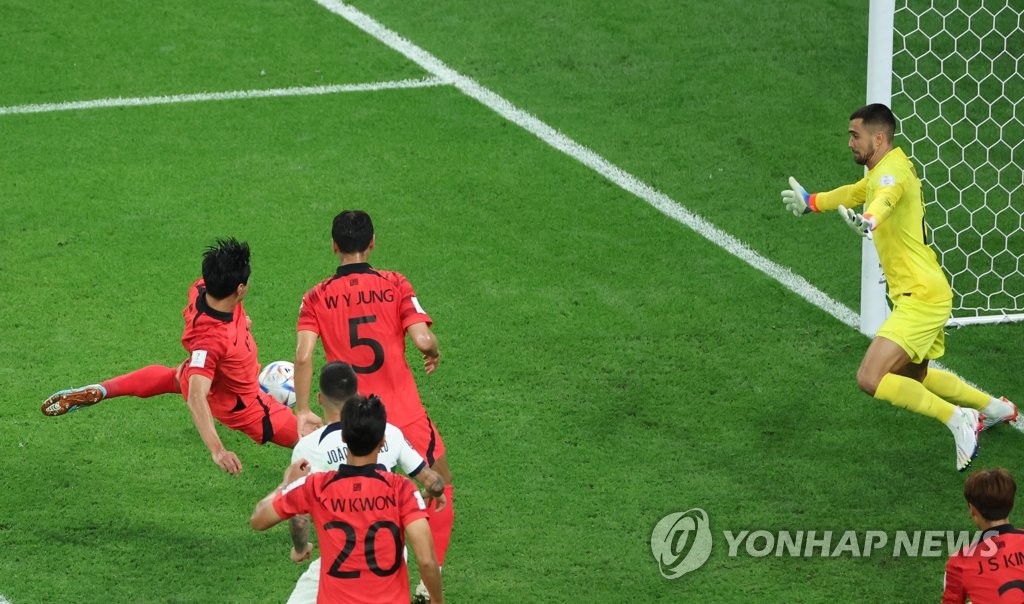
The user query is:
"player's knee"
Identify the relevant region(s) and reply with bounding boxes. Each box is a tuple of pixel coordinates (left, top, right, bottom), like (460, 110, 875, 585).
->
(855, 368, 880, 396)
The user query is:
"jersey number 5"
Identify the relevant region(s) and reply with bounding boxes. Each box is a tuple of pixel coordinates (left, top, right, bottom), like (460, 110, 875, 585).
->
(348, 316, 384, 373)
(323, 519, 403, 578)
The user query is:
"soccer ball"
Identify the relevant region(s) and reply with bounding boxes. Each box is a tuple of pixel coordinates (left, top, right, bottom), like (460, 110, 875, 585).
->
(259, 360, 296, 407)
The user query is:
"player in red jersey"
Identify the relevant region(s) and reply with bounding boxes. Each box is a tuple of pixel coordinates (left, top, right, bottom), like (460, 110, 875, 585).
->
(40, 238, 298, 474)
(292, 211, 455, 576)
(251, 394, 443, 604)
(943, 468, 1024, 603)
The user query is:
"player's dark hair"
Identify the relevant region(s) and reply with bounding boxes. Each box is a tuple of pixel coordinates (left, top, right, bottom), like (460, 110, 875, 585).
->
(850, 103, 896, 142)
(341, 394, 387, 456)
(332, 210, 374, 254)
(964, 467, 1016, 521)
(202, 238, 251, 299)
(319, 361, 358, 407)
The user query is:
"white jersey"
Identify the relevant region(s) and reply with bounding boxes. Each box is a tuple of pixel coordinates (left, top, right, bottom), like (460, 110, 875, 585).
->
(291, 421, 426, 476)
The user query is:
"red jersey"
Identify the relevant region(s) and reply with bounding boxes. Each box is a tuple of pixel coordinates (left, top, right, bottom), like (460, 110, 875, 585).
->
(943, 524, 1024, 604)
(179, 279, 265, 431)
(298, 263, 432, 426)
(273, 464, 429, 604)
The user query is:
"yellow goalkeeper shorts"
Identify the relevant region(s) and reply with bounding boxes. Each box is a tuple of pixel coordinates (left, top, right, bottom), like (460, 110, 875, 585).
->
(875, 295, 952, 364)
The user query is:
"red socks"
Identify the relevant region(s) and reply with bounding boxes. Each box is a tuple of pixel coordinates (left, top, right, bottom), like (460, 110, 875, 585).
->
(101, 365, 180, 399)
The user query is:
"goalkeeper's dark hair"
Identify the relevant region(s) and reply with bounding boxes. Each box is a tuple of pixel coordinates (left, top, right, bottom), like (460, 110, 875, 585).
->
(332, 210, 374, 254)
(850, 103, 896, 142)
(341, 394, 387, 456)
(964, 467, 1016, 521)
(202, 238, 251, 299)
(319, 361, 358, 408)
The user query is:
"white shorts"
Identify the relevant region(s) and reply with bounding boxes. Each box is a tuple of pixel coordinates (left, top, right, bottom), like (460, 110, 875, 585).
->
(286, 557, 320, 604)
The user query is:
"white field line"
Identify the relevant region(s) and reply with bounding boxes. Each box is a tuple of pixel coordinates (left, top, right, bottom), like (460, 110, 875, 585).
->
(0, 77, 446, 116)
(313, 0, 860, 331)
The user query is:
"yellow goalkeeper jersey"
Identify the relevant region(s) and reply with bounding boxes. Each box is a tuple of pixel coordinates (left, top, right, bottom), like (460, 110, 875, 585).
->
(813, 147, 953, 303)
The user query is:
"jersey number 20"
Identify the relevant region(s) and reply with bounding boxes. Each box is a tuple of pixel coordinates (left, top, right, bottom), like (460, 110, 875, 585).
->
(323, 519, 402, 578)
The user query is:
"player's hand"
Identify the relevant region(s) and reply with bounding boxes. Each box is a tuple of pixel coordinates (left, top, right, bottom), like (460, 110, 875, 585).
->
(838, 205, 877, 239)
(423, 351, 441, 375)
(285, 459, 311, 483)
(781, 176, 812, 216)
(423, 490, 447, 512)
(295, 410, 324, 437)
(290, 543, 313, 564)
(213, 449, 242, 475)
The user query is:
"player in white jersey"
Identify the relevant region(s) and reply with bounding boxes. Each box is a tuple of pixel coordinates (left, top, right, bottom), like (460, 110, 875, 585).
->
(292, 421, 430, 479)
(285, 362, 446, 604)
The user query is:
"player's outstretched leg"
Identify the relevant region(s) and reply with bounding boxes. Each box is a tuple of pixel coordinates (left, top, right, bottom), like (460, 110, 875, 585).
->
(41, 365, 181, 416)
(41, 384, 107, 416)
(948, 406, 983, 472)
(922, 368, 1018, 430)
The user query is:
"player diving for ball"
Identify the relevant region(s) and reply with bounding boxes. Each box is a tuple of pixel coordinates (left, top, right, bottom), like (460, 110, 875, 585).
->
(40, 238, 298, 474)
(782, 103, 1019, 472)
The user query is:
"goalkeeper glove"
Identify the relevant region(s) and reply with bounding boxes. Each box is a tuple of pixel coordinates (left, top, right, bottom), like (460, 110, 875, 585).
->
(838, 205, 877, 240)
(781, 176, 813, 216)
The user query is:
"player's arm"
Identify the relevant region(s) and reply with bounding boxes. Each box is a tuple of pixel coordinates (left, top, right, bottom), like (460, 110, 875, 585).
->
(392, 426, 447, 509)
(410, 466, 447, 511)
(185, 374, 242, 475)
(838, 178, 903, 239)
(250, 459, 311, 530)
(407, 322, 440, 374)
(288, 515, 313, 563)
(783, 176, 879, 237)
(860, 176, 903, 226)
(286, 442, 314, 561)
(782, 177, 867, 215)
(406, 517, 444, 604)
(293, 329, 323, 436)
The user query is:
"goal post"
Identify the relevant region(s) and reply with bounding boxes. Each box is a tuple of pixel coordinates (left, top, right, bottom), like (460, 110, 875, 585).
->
(862, 0, 896, 337)
(862, 0, 1024, 334)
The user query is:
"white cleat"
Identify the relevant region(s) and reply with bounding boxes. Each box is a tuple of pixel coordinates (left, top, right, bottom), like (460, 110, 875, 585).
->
(950, 406, 982, 472)
(983, 397, 1020, 430)
(413, 579, 430, 604)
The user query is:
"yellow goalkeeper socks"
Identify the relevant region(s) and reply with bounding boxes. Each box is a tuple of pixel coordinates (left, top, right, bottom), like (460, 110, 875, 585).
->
(922, 369, 991, 411)
(875, 373, 956, 423)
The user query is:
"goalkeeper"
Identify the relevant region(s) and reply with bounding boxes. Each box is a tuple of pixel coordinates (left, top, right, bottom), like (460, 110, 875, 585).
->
(781, 103, 1018, 472)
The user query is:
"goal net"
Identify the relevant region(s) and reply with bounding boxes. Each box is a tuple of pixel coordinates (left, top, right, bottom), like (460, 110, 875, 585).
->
(889, 0, 1024, 327)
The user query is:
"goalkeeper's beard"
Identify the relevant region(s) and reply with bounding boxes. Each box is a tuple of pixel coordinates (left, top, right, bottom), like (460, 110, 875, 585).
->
(852, 142, 874, 166)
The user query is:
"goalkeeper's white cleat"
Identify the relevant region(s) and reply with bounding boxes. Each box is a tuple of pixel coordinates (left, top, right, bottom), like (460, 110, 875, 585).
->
(982, 396, 1021, 431)
(949, 406, 982, 472)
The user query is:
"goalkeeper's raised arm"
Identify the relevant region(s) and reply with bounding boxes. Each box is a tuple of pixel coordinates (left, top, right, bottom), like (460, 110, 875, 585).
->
(782, 179, 867, 214)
